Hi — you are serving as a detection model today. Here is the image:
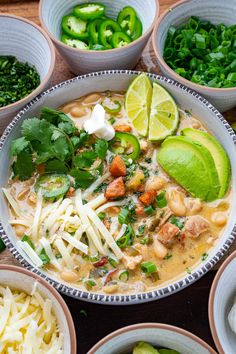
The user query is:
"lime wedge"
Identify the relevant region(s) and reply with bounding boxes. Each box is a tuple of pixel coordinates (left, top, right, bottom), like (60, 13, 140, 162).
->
(125, 73, 152, 136)
(148, 82, 179, 141)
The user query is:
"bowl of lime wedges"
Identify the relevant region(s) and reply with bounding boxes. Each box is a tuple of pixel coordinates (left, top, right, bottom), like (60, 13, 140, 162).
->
(0, 70, 235, 304)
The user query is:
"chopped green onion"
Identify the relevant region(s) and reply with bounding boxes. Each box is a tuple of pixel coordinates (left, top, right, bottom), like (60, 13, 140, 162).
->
(22, 235, 35, 249)
(169, 216, 184, 229)
(0, 238, 6, 253)
(201, 252, 208, 261)
(119, 270, 129, 281)
(141, 261, 157, 274)
(98, 212, 106, 220)
(108, 257, 118, 268)
(164, 16, 236, 88)
(108, 117, 116, 125)
(156, 191, 167, 208)
(39, 248, 50, 265)
(144, 205, 155, 215)
(140, 236, 151, 245)
(85, 279, 96, 290)
(138, 224, 146, 235)
(116, 224, 135, 249)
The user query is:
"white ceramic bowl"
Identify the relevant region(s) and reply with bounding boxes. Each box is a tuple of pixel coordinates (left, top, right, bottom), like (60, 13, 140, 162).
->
(87, 323, 217, 354)
(209, 251, 236, 354)
(39, 0, 159, 74)
(0, 14, 55, 135)
(152, 0, 236, 112)
(0, 70, 236, 305)
(0, 264, 76, 353)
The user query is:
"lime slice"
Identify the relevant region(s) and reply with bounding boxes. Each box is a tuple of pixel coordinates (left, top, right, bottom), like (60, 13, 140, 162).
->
(125, 73, 152, 136)
(148, 82, 179, 141)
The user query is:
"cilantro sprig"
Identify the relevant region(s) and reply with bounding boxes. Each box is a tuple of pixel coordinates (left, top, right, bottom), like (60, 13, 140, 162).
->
(10, 107, 109, 189)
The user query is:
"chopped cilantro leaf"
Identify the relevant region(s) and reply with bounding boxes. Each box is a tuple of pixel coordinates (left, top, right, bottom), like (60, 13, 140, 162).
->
(74, 151, 98, 169)
(94, 139, 108, 159)
(12, 149, 34, 181)
(138, 225, 145, 235)
(201, 252, 208, 261)
(10, 137, 30, 156)
(164, 253, 172, 260)
(169, 216, 184, 229)
(45, 159, 68, 174)
(71, 169, 96, 189)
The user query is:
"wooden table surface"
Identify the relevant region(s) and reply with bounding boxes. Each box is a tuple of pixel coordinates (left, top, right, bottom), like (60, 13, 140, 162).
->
(0, 0, 236, 353)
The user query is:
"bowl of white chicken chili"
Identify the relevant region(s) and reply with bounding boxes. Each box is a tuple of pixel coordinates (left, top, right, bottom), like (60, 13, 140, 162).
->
(0, 70, 235, 304)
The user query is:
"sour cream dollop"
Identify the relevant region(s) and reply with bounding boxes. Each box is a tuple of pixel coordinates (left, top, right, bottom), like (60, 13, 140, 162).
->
(84, 104, 115, 141)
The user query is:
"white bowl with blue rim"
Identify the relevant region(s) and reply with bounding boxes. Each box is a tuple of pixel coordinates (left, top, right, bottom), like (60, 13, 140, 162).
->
(0, 70, 235, 305)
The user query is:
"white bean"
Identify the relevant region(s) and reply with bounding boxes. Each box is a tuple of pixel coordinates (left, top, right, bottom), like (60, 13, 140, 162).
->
(153, 238, 168, 259)
(60, 271, 79, 283)
(83, 93, 102, 105)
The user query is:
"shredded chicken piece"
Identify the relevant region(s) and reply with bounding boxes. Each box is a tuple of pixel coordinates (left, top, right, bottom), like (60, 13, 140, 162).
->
(158, 208, 173, 227)
(181, 215, 209, 238)
(123, 255, 143, 270)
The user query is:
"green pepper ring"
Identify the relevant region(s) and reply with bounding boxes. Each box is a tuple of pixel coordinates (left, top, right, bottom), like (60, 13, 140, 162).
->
(73, 3, 105, 21)
(61, 34, 89, 50)
(61, 15, 89, 40)
(98, 19, 122, 49)
(102, 100, 122, 114)
(35, 174, 71, 199)
(110, 31, 131, 48)
(110, 132, 140, 161)
(117, 6, 137, 36)
(131, 17, 143, 41)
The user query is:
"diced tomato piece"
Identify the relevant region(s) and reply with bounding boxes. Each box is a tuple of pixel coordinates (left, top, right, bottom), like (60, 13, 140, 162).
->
(66, 187, 75, 197)
(138, 190, 157, 206)
(135, 203, 145, 216)
(105, 177, 126, 199)
(109, 155, 126, 177)
(114, 125, 132, 132)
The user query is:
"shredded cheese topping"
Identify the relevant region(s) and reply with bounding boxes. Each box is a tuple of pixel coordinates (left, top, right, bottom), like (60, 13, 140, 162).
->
(0, 286, 63, 353)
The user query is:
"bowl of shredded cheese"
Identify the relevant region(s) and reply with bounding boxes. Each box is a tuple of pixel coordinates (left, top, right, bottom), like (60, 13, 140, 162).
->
(0, 264, 76, 354)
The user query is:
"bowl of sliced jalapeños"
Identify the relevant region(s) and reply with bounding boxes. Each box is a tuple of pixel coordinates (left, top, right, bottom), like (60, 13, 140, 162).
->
(0, 70, 235, 305)
(0, 14, 55, 134)
(39, 0, 159, 74)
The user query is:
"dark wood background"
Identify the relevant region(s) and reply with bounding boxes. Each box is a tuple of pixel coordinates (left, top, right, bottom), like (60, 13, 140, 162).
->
(1, 0, 235, 352)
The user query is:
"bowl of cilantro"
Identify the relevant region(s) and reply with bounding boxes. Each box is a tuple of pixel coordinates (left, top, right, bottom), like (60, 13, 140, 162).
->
(0, 14, 55, 134)
(152, 0, 236, 112)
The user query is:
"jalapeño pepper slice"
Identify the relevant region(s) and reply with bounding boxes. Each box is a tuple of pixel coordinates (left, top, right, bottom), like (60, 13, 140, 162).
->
(110, 132, 140, 161)
(117, 6, 137, 36)
(98, 19, 121, 49)
(88, 18, 103, 44)
(90, 44, 106, 50)
(102, 100, 122, 113)
(61, 34, 89, 50)
(61, 15, 88, 40)
(110, 31, 131, 48)
(73, 3, 105, 20)
(35, 174, 71, 199)
(131, 18, 143, 41)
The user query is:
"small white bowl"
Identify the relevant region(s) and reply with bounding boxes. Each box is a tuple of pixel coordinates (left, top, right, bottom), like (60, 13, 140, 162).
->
(0, 14, 55, 134)
(39, 0, 159, 74)
(152, 0, 236, 112)
(0, 264, 76, 353)
(87, 323, 217, 354)
(209, 251, 236, 354)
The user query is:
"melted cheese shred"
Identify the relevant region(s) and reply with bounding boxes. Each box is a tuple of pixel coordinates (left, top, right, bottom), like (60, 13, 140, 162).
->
(0, 286, 63, 354)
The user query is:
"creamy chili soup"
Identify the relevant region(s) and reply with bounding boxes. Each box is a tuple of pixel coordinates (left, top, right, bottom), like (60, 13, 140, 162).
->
(4, 77, 231, 295)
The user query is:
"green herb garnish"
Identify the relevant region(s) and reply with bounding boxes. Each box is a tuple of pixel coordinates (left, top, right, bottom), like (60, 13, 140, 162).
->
(201, 252, 208, 261)
(0, 56, 40, 108)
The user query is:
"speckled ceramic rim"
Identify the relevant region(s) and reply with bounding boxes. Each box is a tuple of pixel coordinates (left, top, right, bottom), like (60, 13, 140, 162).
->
(0, 70, 236, 305)
(0, 13, 56, 113)
(0, 264, 77, 354)
(39, 0, 159, 54)
(87, 323, 217, 353)
(152, 0, 236, 92)
(208, 250, 236, 354)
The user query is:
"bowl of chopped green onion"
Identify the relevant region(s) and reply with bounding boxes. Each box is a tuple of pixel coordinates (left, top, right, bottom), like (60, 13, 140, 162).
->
(39, 0, 159, 75)
(152, 0, 236, 112)
(0, 14, 55, 133)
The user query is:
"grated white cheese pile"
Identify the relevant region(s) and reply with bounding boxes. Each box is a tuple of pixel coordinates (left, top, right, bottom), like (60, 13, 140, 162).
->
(0, 285, 63, 354)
